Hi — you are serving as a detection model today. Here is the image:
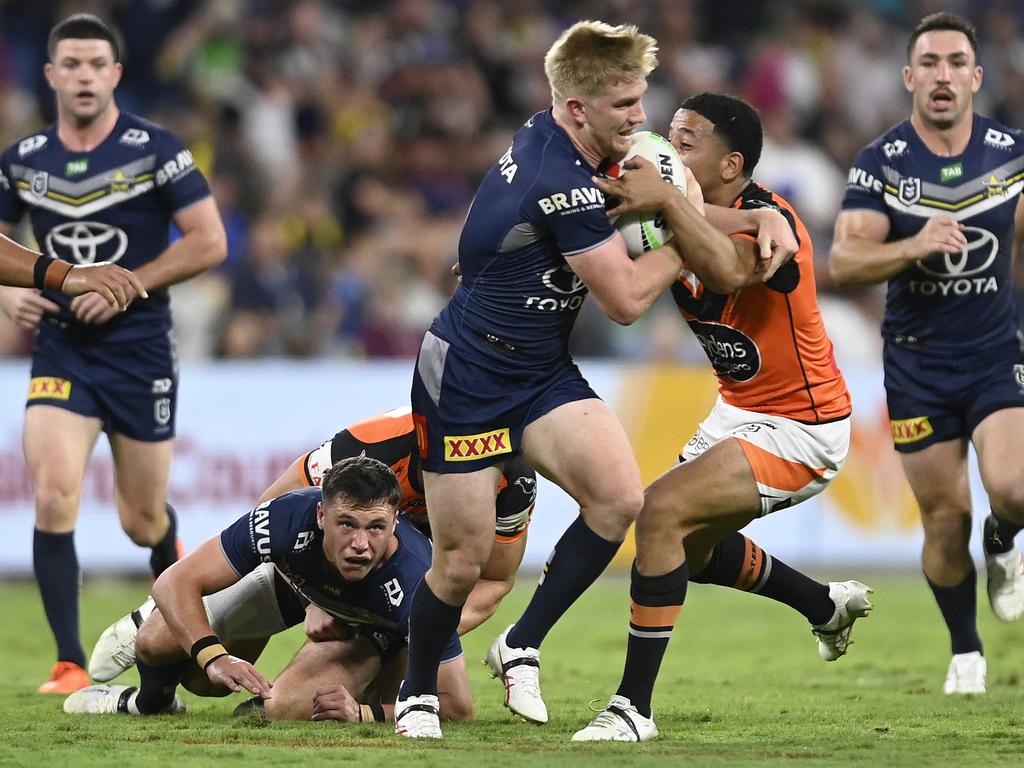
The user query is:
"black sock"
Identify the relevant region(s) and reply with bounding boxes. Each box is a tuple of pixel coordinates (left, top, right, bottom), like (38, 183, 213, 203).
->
(691, 532, 833, 626)
(149, 504, 180, 578)
(615, 561, 688, 719)
(926, 570, 983, 655)
(507, 516, 621, 649)
(398, 579, 462, 699)
(135, 656, 187, 713)
(33, 529, 85, 668)
(983, 512, 1022, 556)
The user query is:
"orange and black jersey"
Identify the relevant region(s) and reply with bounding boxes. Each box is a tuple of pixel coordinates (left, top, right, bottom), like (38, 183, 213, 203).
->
(299, 407, 537, 541)
(671, 182, 851, 423)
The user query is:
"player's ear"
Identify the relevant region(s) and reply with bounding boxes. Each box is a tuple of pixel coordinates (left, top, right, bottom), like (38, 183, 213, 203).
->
(721, 151, 744, 184)
(972, 65, 983, 94)
(44, 63, 55, 90)
(902, 64, 914, 92)
(316, 502, 324, 530)
(565, 97, 587, 126)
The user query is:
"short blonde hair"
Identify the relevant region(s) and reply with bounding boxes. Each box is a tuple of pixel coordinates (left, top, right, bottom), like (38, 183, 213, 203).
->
(544, 21, 658, 102)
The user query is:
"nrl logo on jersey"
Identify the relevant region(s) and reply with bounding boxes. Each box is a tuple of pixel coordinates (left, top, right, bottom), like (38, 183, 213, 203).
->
(30, 171, 48, 198)
(984, 128, 1015, 150)
(119, 129, 151, 147)
(18, 135, 47, 157)
(898, 177, 921, 206)
(882, 139, 907, 159)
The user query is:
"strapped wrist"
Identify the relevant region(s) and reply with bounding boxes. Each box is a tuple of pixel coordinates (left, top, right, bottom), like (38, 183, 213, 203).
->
(191, 635, 229, 669)
(32, 254, 55, 289)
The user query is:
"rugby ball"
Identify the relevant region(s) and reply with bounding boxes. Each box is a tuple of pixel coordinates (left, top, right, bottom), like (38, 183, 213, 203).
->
(609, 131, 688, 258)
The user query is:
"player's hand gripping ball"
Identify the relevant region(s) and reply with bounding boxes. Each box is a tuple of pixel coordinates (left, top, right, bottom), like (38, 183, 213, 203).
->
(607, 131, 688, 258)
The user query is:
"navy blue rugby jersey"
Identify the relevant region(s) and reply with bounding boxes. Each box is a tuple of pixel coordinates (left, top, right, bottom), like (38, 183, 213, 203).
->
(0, 112, 211, 342)
(841, 114, 1024, 354)
(219, 487, 461, 661)
(431, 110, 616, 368)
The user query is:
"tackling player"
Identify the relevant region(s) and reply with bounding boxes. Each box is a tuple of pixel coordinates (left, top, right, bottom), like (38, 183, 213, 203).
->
(0, 13, 226, 695)
(575, 92, 869, 742)
(64, 456, 472, 723)
(830, 12, 1024, 694)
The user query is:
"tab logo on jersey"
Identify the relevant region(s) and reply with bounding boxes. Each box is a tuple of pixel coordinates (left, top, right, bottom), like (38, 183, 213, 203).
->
(897, 177, 921, 206)
(890, 416, 933, 444)
(882, 139, 907, 159)
(536, 186, 604, 215)
(65, 159, 89, 177)
(118, 128, 151, 147)
(18, 135, 46, 157)
(44, 221, 128, 264)
(984, 128, 1015, 149)
(939, 162, 962, 183)
(28, 377, 71, 400)
(443, 428, 512, 462)
(847, 168, 883, 193)
(155, 149, 197, 186)
(688, 320, 762, 382)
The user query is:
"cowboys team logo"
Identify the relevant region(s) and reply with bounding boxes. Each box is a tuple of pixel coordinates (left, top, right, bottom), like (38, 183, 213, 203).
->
(898, 177, 921, 206)
(30, 171, 48, 198)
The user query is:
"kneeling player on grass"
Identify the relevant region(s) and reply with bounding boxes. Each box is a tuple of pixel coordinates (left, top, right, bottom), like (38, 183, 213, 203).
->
(574, 93, 872, 742)
(64, 456, 472, 722)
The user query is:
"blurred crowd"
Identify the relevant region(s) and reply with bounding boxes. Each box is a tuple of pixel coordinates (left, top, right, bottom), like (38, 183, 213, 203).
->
(1, 0, 1022, 365)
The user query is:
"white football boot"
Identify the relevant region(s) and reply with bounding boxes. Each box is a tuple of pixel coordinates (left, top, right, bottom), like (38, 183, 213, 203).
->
(485, 625, 547, 723)
(572, 695, 658, 742)
(984, 544, 1024, 623)
(89, 596, 156, 681)
(812, 580, 874, 661)
(943, 652, 987, 695)
(394, 692, 442, 738)
(63, 684, 185, 715)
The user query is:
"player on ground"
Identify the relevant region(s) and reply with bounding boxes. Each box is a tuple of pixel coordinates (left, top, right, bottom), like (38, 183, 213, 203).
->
(86, 405, 537, 685)
(64, 456, 472, 723)
(573, 93, 869, 742)
(0, 13, 227, 695)
(399, 21, 798, 739)
(830, 12, 1024, 695)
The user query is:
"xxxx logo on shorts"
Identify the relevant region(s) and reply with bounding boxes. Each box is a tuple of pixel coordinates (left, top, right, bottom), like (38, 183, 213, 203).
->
(28, 377, 71, 400)
(444, 428, 512, 462)
(890, 416, 933, 444)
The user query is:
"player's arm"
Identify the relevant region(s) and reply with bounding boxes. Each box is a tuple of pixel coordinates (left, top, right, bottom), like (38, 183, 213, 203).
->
(594, 158, 754, 294)
(703, 204, 799, 282)
(133, 196, 227, 292)
(829, 208, 967, 286)
(152, 536, 273, 698)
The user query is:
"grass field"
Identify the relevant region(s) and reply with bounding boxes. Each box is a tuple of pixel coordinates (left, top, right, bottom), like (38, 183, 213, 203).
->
(2, 572, 1023, 768)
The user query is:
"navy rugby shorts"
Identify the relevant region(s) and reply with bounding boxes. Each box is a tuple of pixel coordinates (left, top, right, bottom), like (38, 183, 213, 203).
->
(411, 330, 598, 473)
(26, 321, 178, 442)
(883, 337, 1024, 453)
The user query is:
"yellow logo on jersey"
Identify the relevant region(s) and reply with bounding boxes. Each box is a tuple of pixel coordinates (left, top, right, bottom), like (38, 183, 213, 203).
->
(890, 416, 933, 444)
(443, 428, 512, 462)
(28, 377, 71, 400)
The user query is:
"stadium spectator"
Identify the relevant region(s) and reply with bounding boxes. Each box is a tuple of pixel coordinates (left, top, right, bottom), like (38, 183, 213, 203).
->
(830, 11, 1024, 695)
(0, 13, 226, 695)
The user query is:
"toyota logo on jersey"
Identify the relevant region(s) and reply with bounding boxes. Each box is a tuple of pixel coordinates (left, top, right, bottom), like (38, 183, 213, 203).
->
(44, 221, 128, 264)
(916, 226, 998, 278)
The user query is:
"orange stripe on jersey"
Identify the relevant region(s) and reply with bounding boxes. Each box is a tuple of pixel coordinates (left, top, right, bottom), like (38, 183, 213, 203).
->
(738, 439, 825, 493)
(348, 410, 415, 443)
(733, 536, 767, 590)
(629, 602, 682, 629)
(298, 452, 314, 487)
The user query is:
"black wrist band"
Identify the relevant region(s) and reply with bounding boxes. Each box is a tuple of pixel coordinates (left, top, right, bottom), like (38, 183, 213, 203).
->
(190, 634, 221, 663)
(32, 254, 55, 289)
(369, 700, 386, 722)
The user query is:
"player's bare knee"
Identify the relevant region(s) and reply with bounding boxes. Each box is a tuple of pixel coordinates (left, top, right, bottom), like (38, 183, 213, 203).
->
(435, 558, 483, 598)
(920, 506, 972, 549)
(33, 486, 79, 530)
(986, 482, 1024, 523)
(135, 612, 181, 665)
(442, 695, 474, 722)
(585, 489, 644, 539)
(120, 510, 168, 547)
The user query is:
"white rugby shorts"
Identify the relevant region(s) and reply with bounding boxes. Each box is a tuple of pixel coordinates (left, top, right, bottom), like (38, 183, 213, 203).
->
(680, 396, 850, 516)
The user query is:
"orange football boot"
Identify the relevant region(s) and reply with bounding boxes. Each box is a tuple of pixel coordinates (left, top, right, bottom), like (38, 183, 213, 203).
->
(37, 661, 90, 694)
